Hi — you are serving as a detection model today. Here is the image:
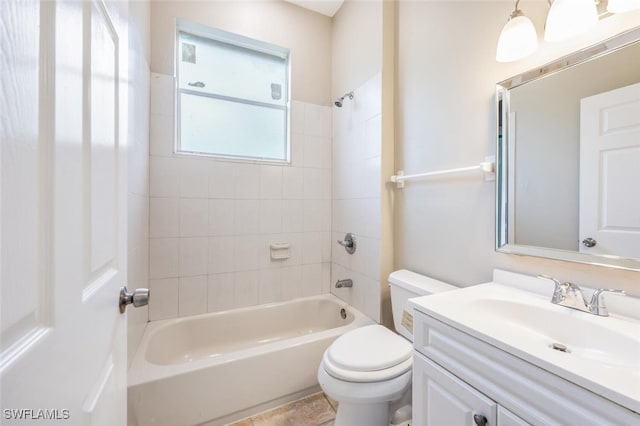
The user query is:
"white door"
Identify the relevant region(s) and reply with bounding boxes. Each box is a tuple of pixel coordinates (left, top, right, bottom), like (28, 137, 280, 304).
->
(413, 353, 497, 426)
(1, 0, 129, 424)
(579, 82, 640, 258)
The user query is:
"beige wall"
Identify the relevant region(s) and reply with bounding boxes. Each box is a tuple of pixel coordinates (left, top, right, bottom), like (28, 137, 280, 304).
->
(331, 0, 383, 99)
(395, 1, 640, 293)
(150, 0, 332, 105)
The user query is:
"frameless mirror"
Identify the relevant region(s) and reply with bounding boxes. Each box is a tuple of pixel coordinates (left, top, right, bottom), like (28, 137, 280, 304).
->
(496, 28, 640, 271)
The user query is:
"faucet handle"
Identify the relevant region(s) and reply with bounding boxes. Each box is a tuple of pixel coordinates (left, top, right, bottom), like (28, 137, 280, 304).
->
(589, 288, 626, 316)
(537, 275, 564, 303)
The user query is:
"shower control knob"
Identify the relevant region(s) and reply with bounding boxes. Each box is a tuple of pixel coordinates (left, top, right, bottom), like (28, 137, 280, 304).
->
(582, 237, 597, 248)
(119, 286, 149, 314)
(337, 233, 356, 254)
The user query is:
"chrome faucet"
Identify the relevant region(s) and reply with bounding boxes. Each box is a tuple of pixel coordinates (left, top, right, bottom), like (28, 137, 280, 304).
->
(538, 275, 626, 317)
(335, 279, 353, 288)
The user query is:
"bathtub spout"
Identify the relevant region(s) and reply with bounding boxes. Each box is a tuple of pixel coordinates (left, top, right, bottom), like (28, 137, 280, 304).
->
(335, 279, 353, 288)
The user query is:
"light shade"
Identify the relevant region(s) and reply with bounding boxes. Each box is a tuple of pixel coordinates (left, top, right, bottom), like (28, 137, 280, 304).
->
(608, 0, 640, 13)
(544, 0, 598, 42)
(496, 12, 539, 63)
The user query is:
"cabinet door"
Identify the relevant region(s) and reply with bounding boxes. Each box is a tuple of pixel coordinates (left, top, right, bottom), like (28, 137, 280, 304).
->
(414, 353, 497, 426)
(498, 407, 531, 426)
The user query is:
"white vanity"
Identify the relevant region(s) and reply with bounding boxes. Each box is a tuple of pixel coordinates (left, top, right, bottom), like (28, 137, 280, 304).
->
(409, 270, 640, 425)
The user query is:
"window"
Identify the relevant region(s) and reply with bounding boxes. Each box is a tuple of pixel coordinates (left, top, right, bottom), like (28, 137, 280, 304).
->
(176, 21, 290, 162)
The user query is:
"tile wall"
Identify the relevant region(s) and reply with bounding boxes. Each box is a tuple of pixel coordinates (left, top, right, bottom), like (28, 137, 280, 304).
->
(331, 73, 382, 322)
(148, 73, 332, 320)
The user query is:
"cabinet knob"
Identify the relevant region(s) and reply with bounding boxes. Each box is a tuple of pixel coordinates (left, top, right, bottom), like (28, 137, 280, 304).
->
(473, 413, 488, 426)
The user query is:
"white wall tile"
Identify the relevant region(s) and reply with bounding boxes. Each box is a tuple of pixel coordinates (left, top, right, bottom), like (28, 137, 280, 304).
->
(282, 167, 304, 199)
(149, 113, 174, 157)
(364, 114, 382, 159)
(234, 163, 260, 199)
(234, 270, 259, 308)
(150, 157, 180, 197)
(180, 198, 209, 237)
(149, 238, 179, 279)
(149, 278, 178, 320)
(235, 199, 260, 235)
(282, 200, 304, 233)
(304, 104, 330, 138)
(321, 262, 331, 294)
(279, 233, 303, 266)
(208, 199, 235, 236)
(301, 263, 322, 297)
(303, 135, 324, 168)
(260, 165, 282, 199)
(303, 199, 322, 232)
(303, 168, 323, 199)
(281, 266, 303, 300)
(290, 133, 304, 167)
(150, 197, 179, 238)
(150, 73, 174, 117)
(208, 236, 236, 274)
(179, 237, 208, 276)
(208, 273, 235, 312)
(234, 235, 261, 271)
(209, 161, 236, 199)
(258, 269, 282, 304)
(179, 275, 207, 316)
(260, 200, 282, 234)
(148, 100, 335, 322)
(322, 169, 332, 201)
(290, 101, 305, 135)
(180, 159, 209, 198)
(302, 232, 322, 265)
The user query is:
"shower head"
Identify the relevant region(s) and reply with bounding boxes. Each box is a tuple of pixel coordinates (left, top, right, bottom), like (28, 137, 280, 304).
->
(334, 91, 354, 108)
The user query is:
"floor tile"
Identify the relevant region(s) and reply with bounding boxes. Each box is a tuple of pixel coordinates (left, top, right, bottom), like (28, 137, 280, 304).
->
(251, 393, 335, 426)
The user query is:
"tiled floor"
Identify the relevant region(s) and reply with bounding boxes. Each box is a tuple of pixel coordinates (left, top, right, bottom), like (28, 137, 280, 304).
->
(228, 392, 338, 426)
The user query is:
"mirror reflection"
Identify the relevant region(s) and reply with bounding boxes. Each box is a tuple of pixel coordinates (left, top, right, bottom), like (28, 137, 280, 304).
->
(496, 29, 640, 270)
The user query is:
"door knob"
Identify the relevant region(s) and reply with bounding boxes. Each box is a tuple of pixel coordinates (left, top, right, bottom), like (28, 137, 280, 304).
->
(473, 414, 488, 426)
(119, 286, 149, 314)
(582, 237, 597, 248)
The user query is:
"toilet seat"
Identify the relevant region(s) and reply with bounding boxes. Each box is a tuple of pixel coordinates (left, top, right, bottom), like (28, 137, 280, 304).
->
(322, 325, 413, 383)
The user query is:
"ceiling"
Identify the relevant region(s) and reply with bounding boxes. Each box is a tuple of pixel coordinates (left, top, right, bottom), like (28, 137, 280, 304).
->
(284, 0, 345, 17)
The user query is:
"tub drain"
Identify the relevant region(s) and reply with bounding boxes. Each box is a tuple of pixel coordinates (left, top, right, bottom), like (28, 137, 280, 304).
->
(340, 308, 347, 319)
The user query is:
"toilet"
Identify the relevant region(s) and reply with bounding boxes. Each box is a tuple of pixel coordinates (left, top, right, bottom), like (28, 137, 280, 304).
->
(318, 270, 457, 426)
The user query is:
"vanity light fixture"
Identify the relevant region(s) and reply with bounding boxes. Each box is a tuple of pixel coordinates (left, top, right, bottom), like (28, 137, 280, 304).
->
(607, 0, 640, 13)
(495, 0, 538, 62)
(544, 0, 598, 42)
(496, 0, 631, 63)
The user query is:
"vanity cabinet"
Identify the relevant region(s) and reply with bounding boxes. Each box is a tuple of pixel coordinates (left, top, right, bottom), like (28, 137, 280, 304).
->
(412, 310, 640, 426)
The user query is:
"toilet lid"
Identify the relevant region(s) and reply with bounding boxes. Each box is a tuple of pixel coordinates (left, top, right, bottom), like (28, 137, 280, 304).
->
(326, 325, 413, 373)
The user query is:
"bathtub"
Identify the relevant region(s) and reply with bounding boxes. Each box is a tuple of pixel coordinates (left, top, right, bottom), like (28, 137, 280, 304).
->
(127, 294, 373, 426)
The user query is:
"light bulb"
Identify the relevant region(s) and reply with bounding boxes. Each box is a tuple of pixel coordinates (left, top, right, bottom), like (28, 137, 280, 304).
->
(608, 0, 640, 13)
(496, 11, 539, 62)
(545, 0, 598, 42)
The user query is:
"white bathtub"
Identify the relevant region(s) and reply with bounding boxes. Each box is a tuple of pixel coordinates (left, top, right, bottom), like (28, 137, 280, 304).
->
(127, 294, 373, 426)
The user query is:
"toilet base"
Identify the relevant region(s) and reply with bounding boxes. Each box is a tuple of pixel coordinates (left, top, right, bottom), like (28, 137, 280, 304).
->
(334, 401, 390, 426)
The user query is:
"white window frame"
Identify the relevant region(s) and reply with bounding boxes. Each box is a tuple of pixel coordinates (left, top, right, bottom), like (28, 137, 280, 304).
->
(175, 19, 291, 163)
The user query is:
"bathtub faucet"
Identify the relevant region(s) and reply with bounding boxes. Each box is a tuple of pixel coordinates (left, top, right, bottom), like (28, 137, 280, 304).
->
(335, 279, 353, 288)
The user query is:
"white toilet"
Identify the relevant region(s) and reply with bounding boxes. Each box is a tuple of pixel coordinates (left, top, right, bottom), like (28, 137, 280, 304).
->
(318, 270, 456, 426)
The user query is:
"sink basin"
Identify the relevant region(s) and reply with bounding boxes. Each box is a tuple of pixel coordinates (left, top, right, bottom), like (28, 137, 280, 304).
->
(411, 282, 640, 413)
(466, 298, 640, 370)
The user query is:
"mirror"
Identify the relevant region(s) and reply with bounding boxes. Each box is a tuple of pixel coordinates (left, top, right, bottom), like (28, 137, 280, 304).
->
(496, 28, 640, 271)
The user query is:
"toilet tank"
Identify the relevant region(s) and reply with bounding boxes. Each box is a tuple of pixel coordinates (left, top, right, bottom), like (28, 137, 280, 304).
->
(388, 269, 457, 341)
